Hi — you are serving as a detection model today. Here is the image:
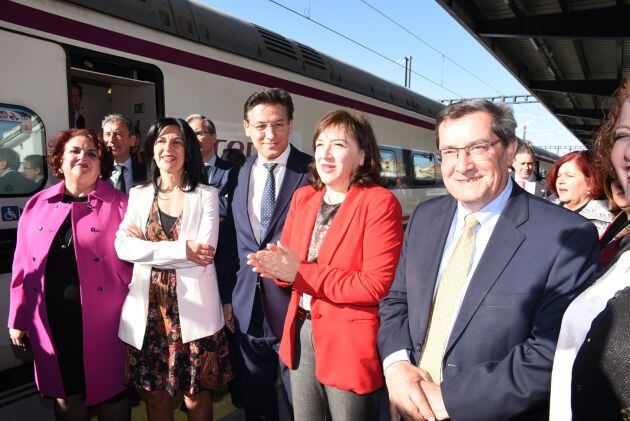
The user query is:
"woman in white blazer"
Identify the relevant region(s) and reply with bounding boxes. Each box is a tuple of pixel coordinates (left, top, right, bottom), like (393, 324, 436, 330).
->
(115, 118, 232, 421)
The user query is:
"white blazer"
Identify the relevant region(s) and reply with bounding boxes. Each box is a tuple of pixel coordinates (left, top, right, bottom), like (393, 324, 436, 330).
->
(116, 183, 224, 349)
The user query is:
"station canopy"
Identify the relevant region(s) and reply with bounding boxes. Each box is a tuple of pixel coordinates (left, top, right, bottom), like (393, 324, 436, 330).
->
(436, 0, 630, 148)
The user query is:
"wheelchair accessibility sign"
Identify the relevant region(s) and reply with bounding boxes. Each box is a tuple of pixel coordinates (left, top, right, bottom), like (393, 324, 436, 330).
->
(1, 206, 21, 221)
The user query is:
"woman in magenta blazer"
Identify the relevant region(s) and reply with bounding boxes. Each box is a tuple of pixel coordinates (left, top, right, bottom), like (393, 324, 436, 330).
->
(248, 110, 403, 421)
(8, 129, 132, 420)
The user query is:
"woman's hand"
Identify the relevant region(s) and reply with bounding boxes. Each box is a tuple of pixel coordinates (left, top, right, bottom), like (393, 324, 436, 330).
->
(186, 241, 215, 266)
(9, 329, 28, 348)
(247, 242, 300, 283)
(125, 224, 145, 239)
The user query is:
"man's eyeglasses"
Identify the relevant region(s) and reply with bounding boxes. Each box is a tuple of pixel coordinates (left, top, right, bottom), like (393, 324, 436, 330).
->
(438, 139, 502, 164)
(251, 120, 289, 134)
(194, 130, 215, 137)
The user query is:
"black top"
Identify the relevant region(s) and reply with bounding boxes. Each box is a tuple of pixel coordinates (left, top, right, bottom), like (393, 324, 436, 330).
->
(158, 208, 179, 235)
(571, 237, 630, 421)
(44, 194, 88, 396)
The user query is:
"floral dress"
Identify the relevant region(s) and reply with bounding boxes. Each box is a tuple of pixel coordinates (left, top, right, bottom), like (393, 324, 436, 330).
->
(126, 196, 232, 396)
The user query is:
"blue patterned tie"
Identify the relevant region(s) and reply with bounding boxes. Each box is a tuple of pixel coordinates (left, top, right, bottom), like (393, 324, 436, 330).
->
(260, 163, 277, 241)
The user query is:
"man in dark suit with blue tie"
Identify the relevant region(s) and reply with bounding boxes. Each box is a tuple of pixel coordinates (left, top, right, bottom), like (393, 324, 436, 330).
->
(228, 88, 311, 420)
(378, 100, 599, 421)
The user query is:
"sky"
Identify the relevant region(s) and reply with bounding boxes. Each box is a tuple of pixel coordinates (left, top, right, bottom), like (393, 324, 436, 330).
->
(202, 0, 586, 155)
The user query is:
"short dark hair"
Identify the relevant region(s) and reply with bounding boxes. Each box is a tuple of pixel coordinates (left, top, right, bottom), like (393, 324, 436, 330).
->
(48, 129, 114, 179)
(71, 81, 82, 98)
(309, 109, 381, 190)
(436, 99, 516, 148)
(24, 154, 45, 174)
(243, 88, 294, 121)
(0, 148, 20, 170)
(144, 117, 207, 192)
(546, 151, 605, 199)
(515, 143, 535, 159)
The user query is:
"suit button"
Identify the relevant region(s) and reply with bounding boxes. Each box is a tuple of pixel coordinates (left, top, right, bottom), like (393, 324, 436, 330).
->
(90, 227, 96, 232)
(416, 343, 422, 352)
(32, 257, 36, 261)
(37, 226, 42, 231)
(53, 204, 58, 209)
(97, 286, 103, 292)
(87, 204, 93, 210)
(576, 384, 583, 392)
(94, 257, 100, 262)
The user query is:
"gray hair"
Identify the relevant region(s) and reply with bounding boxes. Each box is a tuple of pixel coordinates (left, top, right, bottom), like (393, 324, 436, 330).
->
(185, 114, 216, 134)
(101, 113, 133, 134)
(435, 99, 517, 148)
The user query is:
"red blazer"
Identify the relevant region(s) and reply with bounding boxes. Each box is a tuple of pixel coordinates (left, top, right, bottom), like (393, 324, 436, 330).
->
(277, 184, 403, 394)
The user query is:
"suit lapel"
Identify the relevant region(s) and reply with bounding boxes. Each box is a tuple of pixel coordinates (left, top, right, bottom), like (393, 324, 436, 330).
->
(235, 157, 257, 246)
(316, 186, 362, 264)
(414, 198, 457, 338)
(444, 186, 528, 355)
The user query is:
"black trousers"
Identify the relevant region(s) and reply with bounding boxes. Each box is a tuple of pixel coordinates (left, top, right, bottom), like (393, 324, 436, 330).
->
(234, 290, 292, 421)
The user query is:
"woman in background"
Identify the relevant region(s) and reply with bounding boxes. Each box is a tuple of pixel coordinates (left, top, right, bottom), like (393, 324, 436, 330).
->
(546, 150, 612, 235)
(9, 129, 131, 420)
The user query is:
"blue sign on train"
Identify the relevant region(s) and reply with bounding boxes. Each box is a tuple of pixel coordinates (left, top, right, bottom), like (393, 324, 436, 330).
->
(1, 206, 21, 221)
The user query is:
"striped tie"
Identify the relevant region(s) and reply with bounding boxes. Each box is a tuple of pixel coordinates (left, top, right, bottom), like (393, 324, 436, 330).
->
(419, 213, 480, 381)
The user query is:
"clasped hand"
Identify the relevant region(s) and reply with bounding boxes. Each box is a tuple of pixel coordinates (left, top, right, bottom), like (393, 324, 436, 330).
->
(246, 241, 300, 282)
(385, 361, 449, 421)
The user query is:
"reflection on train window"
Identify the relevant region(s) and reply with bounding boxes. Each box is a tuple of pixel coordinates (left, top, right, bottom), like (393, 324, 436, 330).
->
(380, 148, 397, 179)
(0, 105, 46, 196)
(412, 153, 435, 182)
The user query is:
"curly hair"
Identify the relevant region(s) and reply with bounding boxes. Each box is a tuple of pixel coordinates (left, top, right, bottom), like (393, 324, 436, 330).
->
(593, 79, 630, 181)
(48, 129, 114, 180)
(309, 109, 381, 190)
(546, 151, 605, 199)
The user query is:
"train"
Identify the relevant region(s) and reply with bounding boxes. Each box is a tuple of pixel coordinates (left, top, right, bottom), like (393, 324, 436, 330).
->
(0, 0, 555, 372)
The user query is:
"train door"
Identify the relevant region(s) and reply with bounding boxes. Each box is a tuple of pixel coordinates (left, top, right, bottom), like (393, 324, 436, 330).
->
(0, 30, 68, 370)
(67, 47, 163, 153)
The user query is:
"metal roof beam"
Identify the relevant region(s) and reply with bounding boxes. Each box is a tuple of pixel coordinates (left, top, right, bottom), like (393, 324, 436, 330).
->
(554, 108, 606, 120)
(530, 79, 619, 96)
(477, 5, 630, 40)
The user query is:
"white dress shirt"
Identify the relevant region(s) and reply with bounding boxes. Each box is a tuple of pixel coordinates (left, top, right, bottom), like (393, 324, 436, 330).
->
(514, 173, 537, 195)
(248, 145, 291, 243)
(549, 250, 630, 421)
(383, 180, 513, 376)
(109, 156, 133, 194)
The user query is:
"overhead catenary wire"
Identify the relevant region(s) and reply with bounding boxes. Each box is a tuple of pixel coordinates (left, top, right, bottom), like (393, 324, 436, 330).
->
(359, 0, 504, 97)
(267, 0, 464, 98)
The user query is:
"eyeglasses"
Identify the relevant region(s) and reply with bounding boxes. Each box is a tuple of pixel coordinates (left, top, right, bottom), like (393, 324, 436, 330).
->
(251, 120, 289, 134)
(194, 130, 215, 137)
(438, 139, 502, 164)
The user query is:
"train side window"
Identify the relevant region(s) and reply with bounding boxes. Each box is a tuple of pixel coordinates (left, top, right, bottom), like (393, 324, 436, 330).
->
(0, 105, 47, 197)
(380, 148, 397, 179)
(412, 152, 435, 184)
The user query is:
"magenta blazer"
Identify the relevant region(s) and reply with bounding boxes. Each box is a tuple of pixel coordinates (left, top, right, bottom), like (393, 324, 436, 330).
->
(8, 179, 132, 405)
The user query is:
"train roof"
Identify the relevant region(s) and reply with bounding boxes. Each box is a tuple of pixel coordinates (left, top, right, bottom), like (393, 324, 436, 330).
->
(65, 0, 444, 120)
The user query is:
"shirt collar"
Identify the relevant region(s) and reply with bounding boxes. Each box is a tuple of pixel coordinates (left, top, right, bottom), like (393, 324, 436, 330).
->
(115, 156, 132, 171)
(206, 155, 217, 167)
(255, 144, 291, 167)
(455, 179, 513, 227)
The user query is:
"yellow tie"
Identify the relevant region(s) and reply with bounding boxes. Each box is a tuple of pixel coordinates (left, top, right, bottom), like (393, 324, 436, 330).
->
(419, 213, 480, 381)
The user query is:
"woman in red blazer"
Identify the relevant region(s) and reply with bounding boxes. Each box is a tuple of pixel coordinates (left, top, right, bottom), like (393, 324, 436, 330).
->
(248, 109, 403, 420)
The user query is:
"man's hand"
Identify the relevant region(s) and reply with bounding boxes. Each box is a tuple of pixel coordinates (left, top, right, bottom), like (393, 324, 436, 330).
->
(223, 303, 235, 333)
(385, 361, 436, 421)
(420, 380, 449, 420)
(186, 241, 215, 266)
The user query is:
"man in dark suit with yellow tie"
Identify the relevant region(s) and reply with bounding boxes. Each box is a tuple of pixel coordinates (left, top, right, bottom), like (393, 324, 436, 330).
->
(378, 100, 599, 421)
